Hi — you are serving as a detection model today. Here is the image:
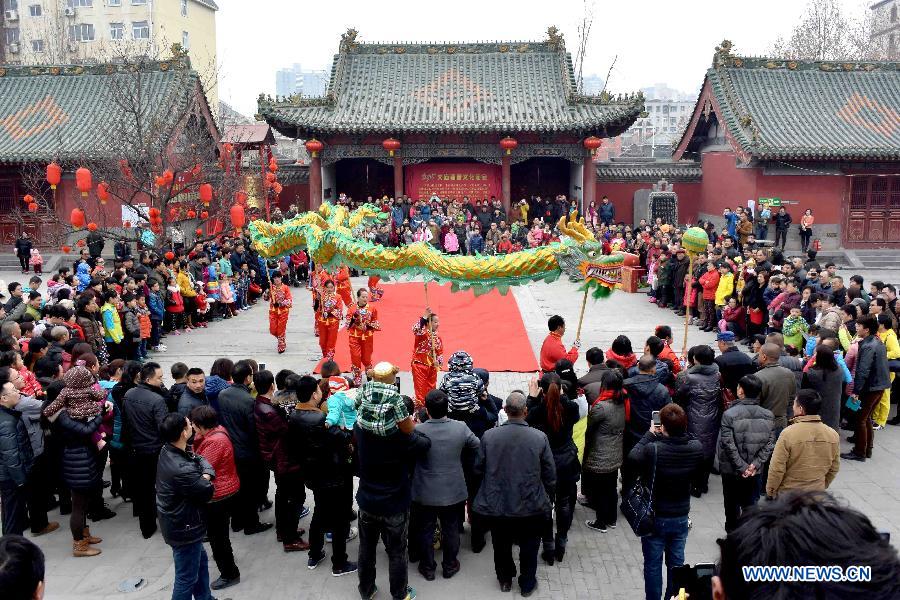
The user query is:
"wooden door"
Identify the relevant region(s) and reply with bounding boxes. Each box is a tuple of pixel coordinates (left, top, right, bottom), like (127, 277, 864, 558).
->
(846, 176, 900, 246)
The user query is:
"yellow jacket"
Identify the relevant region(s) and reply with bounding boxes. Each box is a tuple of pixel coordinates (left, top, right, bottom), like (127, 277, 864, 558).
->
(715, 272, 734, 306)
(177, 271, 197, 298)
(879, 329, 900, 360)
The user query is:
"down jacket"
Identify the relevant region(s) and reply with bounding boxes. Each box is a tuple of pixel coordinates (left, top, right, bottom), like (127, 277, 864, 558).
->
(674, 363, 722, 459)
(56, 411, 103, 491)
(439, 351, 485, 414)
(582, 399, 625, 475)
(714, 397, 775, 476)
(0, 406, 33, 488)
(156, 444, 215, 547)
(623, 373, 670, 443)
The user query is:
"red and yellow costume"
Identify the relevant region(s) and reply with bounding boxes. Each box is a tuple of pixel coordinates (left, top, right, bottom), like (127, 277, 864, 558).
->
(316, 289, 343, 360)
(539, 331, 578, 373)
(335, 265, 353, 308)
(367, 275, 384, 302)
(268, 283, 293, 353)
(310, 267, 325, 337)
(411, 317, 443, 408)
(346, 301, 381, 385)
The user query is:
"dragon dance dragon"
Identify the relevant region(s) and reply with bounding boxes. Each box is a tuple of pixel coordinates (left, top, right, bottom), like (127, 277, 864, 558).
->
(248, 202, 636, 298)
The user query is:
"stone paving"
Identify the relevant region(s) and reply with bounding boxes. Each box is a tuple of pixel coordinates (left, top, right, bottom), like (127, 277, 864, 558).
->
(4, 271, 899, 600)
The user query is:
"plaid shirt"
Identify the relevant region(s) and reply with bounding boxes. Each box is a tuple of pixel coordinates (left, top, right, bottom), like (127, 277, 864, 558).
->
(355, 381, 408, 437)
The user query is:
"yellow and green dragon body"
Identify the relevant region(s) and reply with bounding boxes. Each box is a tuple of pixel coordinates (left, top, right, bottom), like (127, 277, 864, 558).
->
(249, 202, 634, 297)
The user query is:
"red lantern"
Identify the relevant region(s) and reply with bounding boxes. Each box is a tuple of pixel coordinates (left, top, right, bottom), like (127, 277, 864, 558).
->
(46, 162, 62, 190)
(75, 167, 92, 197)
(382, 137, 401, 157)
(123, 220, 132, 228)
(268, 157, 279, 172)
(27, 202, 38, 213)
(70, 208, 86, 229)
(169, 208, 178, 220)
(199, 183, 213, 206)
(195, 228, 203, 236)
(155, 175, 167, 187)
(148, 207, 161, 218)
(305, 138, 323, 158)
(87, 222, 98, 232)
(230, 204, 246, 229)
(583, 136, 602, 155)
(235, 190, 248, 206)
(23, 194, 34, 205)
(499, 136, 518, 155)
(97, 182, 110, 205)
(61, 245, 71, 254)
(162, 169, 174, 185)
(265, 172, 276, 184)
(200, 210, 209, 219)
(273, 182, 283, 195)
(164, 251, 175, 261)
(76, 239, 86, 248)
(187, 210, 197, 219)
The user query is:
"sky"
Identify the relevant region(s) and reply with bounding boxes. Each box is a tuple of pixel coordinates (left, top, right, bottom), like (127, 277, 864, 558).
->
(214, 0, 869, 117)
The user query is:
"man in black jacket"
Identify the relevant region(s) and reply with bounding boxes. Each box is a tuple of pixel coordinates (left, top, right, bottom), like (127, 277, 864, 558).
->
(217, 360, 271, 534)
(623, 355, 670, 455)
(156, 412, 216, 600)
(843, 315, 891, 462)
(177, 368, 208, 417)
(715, 332, 754, 395)
(355, 396, 431, 600)
(670, 249, 691, 314)
(628, 403, 704, 600)
(0, 381, 33, 536)
(123, 362, 168, 538)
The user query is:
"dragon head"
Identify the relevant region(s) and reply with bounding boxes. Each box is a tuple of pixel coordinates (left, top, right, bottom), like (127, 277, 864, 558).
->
(554, 214, 639, 298)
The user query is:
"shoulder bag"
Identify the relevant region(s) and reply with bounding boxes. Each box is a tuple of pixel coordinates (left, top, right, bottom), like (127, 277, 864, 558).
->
(620, 442, 657, 537)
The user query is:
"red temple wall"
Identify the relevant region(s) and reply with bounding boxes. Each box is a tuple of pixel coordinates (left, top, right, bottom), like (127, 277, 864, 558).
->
(596, 181, 701, 225)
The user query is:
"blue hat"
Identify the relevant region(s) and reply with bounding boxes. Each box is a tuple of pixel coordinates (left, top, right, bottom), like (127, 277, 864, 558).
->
(716, 331, 735, 342)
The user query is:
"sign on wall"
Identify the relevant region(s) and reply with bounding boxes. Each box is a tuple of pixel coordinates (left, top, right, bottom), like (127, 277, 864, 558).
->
(404, 162, 501, 202)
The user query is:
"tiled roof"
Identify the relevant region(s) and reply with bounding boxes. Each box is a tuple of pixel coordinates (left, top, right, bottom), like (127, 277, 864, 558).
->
(258, 32, 643, 137)
(0, 59, 204, 164)
(221, 124, 275, 145)
(596, 160, 702, 182)
(679, 54, 900, 161)
(277, 163, 309, 185)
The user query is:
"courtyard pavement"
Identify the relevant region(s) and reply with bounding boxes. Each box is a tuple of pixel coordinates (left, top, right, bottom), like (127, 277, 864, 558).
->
(6, 272, 900, 600)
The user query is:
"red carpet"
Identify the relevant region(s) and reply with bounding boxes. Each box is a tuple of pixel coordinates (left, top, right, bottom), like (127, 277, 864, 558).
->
(315, 282, 538, 373)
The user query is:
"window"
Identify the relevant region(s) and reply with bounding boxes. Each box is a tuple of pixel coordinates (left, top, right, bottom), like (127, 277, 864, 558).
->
(67, 23, 94, 41)
(66, 0, 92, 7)
(5, 27, 19, 44)
(4, 0, 18, 9)
(107, 0, 120, 4)
(131, 0, 146, 4)
(30, 38, 43, 51)
(181, 30, 188, 49)
(109, 21, 123, 39)
(180, 0, 186, 16)
(28, 3, 40, 15)
(132, 20, 148, 39)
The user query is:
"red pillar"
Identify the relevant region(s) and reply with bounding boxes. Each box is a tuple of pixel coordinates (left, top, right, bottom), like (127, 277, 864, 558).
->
(501, 154, 511, 216)
(582, 151, 595, 214)
(393, 155, 403, 198)
(309, 155, 322, 211)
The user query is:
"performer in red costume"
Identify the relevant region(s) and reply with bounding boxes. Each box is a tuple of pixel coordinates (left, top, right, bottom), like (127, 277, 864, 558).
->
(266, 271, 293, 353)
(335, 264, 353, 309)
(411, 307, 443, 408)
(316, 278, 343, 360)
(310, 264, 324, 337)
(367, 275, 384, 302)
(346, 288, 381, 385)
(539, 314, 580, 374)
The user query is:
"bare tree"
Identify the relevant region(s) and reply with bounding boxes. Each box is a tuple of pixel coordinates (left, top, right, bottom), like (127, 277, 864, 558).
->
(769, 0, 890, 60)
(21, 44, 248, 253)
(573, 0, 595, 94)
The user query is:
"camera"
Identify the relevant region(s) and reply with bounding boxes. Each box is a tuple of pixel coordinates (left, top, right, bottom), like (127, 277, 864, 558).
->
(671, 562, 716, 600)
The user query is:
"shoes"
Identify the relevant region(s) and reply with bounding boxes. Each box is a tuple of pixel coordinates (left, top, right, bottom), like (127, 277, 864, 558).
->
(258, 499, 273, 512)
(442, 560, 460, 579)
(32, 522, 60, 537)
(102, 479, 111, 488)
(276, 528, 306, 542)
(841, 451, 866, 462)
(585, 520, 607, 532)
(332, 561, 358, 577)
(283, 539, 310, 552)
(500, 581, 512, 593)
(609, 523, 617, 529)
(471, 537, 486, 553)
(141, 524, 157, 539)
(873, 424, 884, 431)
(418, 566, 435, 581)
(403, 586, 417, 600)
(73, 539, 101, 557)
(244, 522, 273, 535)
(299, 505, 310, 519)
(82, 527, 101, 544)
(363, 585, 378, 600)
(554, 546, 565, 562)
(521, 583, 537, 598)
(210, 576, 240, 590)
(307, 552, 326, 569)
(690, 487, 702, 498)
(541, 549, 554, 566)
(89, 505, 116, 521)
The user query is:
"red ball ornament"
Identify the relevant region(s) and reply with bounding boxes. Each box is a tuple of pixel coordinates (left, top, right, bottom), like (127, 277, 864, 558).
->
(76, 239, 86, 248)
(23, 194, 34, 205)
(187, 210, 197, 219)
(87, 222, 98, 231)
(162, 169, 174, 185)
(148, 207, 161, 218)
(195, 228, 203, 236)
(61, 245, 71, 254)
(27, 202, 38, 213)
(169, 208, 178, 220)
(123, 220, 132, 228)
(235, 191, 248, 206)
(200, 211, 209, 219)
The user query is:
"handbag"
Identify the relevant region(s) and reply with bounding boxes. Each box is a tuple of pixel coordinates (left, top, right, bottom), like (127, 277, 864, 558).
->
(749, 307, 765, 325)
(620, 443, 657, 537)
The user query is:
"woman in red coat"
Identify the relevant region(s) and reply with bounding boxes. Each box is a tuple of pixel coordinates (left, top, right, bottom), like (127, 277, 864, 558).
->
(316, 279, 343, 361)
(346, 288, 380, 386)
(267, 272, 293, 354)
(699, 262, 721, 332)
(191, 405, 241, 588)
(411, 307, 443, 408)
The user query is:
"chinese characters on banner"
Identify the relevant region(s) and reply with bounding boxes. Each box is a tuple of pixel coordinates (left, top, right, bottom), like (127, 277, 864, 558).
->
(405, 162, 502, 201)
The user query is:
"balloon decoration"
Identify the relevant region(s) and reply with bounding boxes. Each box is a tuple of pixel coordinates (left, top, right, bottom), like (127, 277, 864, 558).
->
(97, 182, 110, 205)
(87, 222, 98, 231)
(46, 162, 62, 190)
(147, 207, 161, 218)
(119, 159, 133, 181)
(169, 208, 178, 220)
(268, 157, 278, 172)
(162, 170, 174, 185)
(265, 172, 276, 184)
(70, 208, 86, 229)
(199, 183, 213, 206)
(75, 167, 92, 197)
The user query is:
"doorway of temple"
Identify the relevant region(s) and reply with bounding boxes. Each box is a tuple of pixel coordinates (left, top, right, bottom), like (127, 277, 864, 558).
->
(334, 158, 393, 202)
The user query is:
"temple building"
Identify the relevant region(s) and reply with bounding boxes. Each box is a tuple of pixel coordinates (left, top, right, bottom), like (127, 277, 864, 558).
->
(597, 43, 900, 249)
(257, 28, 644, 214)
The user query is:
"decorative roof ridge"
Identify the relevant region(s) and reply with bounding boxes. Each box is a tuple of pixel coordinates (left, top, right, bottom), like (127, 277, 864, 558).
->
(712, 55, 899, 73)
(334, 25, 570, 55)
(0, 56, 192, 78)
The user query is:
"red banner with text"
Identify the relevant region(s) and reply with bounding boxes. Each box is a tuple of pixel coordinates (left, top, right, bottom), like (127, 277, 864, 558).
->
(405, 162, 501, 202)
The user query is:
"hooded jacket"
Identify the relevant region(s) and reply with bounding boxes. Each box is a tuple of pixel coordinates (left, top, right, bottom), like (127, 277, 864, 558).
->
(623, 373, 670, 442)
(76, 263, 92, 292)
(675, 363, 722, 459)
(439, 351, 485, 414)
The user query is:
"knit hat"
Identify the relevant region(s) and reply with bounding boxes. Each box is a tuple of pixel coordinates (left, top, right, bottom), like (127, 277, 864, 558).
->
(716, 331, 736, 342)
(328, 376, 350, 394)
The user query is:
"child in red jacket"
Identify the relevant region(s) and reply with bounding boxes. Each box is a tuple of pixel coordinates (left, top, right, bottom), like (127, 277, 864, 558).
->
(698, 262, 720, 332)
